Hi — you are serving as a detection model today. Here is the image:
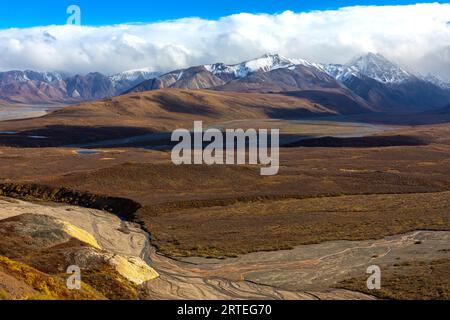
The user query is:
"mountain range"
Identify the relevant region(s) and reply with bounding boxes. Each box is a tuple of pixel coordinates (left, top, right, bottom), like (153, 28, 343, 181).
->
(0, 69, 160, 105)
(1, 53, 450, 114)
(128, 53, 450, 113)
(128, 54, 342, 92)
(318, 53, 450, 113)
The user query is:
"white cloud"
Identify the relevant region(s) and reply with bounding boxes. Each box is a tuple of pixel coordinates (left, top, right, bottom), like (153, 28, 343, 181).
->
(1, 3, 450, 79)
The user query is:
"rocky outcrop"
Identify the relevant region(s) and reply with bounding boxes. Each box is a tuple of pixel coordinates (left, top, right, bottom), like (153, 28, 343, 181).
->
(0, 198, 159, 300)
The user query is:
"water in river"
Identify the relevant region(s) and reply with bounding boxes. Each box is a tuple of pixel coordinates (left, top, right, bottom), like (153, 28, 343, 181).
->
(0, 105, 64, 121)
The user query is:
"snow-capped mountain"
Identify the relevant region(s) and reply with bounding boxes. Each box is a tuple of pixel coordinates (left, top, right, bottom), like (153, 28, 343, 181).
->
(204, 54, 317, 79)
(349, 53, 413, 83)
(141, 52, 424, 92)
(109, 68, 160, 83)
(108, 68, 160, 94)
(128, 54, 332, 93)
(319, 53, 413, 84)
(318, 53, 450, 112)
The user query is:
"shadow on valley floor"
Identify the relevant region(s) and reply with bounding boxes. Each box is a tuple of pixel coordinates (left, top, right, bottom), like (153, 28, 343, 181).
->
(0, 125, 430, 150)
(0, 125, 156, 148)
(282, 135, 428, 148)
(315, 104, 450, 126)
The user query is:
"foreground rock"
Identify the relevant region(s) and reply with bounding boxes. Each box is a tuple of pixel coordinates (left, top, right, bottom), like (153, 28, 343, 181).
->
(0, 198, 158, 299)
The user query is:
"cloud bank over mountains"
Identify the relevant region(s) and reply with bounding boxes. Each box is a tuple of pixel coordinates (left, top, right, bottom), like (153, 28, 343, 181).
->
(1, 3, 450, 80)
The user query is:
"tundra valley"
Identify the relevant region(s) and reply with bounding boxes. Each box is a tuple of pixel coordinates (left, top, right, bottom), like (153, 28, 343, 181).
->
(0, 52, 449, 300)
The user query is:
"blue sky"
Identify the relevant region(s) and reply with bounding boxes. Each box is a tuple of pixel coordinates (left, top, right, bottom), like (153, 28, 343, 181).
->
(0, 0, 436, 28)
(0, 2, 449, 78)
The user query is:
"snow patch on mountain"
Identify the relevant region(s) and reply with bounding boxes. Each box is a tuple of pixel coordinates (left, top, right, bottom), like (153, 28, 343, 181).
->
(420, 74, 450, 89)
(205, 54, 319, 78)
(0, 71, 63, 84)
(318, 64, 357, 82)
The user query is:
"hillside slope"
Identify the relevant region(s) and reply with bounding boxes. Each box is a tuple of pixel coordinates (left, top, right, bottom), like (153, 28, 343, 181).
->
(0, 89, 372, 147)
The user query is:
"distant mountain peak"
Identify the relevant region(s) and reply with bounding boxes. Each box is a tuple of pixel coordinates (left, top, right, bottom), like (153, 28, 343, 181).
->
(317, 53, 450, 113)
(349, 52, 412, 83)
(320, 52, 413, 84)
